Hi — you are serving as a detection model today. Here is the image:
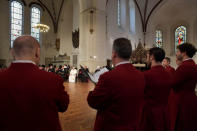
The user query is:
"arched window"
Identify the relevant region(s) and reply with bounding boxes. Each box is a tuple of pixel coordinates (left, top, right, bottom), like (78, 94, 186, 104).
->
(175, 26, 186, 50)
(31, 7, 41, 42)
(129, 0, 135, 33)
(155, 30, 163, 48)
(10, 0, 24, 47)
(118, 0, 121, 26)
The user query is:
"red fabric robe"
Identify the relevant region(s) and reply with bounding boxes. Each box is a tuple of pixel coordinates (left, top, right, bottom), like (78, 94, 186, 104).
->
(0, 63, 69, 131)
(170, 59, 197, 131)
(165, 65, 176, 75)
(166, 66, 176, 131)
(87, 63, 145, 131)
(140, 65, 172, 131)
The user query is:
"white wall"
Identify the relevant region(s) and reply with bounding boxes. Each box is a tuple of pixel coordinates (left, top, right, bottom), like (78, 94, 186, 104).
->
(0, 0, 10, 64)
(57, 0, 73, 57)
(106, 0, 144, 59)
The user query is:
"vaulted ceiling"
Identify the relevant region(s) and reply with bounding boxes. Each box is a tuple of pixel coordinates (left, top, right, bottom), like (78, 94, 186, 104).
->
(35, 0, 65, 33)
(134, 0, 164, 32)
(152, 0, 197, 22)
(106, 0, 165, 33)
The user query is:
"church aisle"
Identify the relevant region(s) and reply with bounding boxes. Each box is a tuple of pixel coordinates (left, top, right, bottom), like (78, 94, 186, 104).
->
(59, 82, 96, 131)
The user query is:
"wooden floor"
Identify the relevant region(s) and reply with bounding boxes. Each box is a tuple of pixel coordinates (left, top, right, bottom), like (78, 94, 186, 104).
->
(59, 82, 97, 131)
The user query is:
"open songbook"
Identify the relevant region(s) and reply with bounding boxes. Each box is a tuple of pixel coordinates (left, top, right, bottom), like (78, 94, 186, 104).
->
(80, 65, 109, 84)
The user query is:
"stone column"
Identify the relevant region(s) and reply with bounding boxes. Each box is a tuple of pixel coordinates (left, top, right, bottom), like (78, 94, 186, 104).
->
(71, 0, 80, 67)
(79, 0, 107, 72)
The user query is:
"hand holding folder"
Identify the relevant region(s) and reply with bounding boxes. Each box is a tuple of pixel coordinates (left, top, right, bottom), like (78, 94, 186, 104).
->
(80, 65, 109, 84)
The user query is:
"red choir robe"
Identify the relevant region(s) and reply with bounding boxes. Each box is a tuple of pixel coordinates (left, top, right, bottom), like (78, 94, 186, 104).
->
(0, 63, 69, 131)
(165, 65, 176, 75)
(87, 63, 145, 131)
(165, 65, 176, 131)
(140, 65, 172, 131)
(170, 59, 197, 131)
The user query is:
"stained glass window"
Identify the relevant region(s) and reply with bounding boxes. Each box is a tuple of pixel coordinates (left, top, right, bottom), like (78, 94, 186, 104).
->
(129, 0, 135, 33)
(118, 0, 121, 26)
(155, 30, 163, 48)
(175, 26, 186, 50)
(31, 7, 41, 42)
(10, 1, 23, 47)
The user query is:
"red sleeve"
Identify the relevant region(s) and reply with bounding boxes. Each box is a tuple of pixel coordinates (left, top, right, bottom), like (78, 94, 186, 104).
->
(173, 65, 188, 91)
(87, 73, 112, 110)
(55, 76, 69, 112)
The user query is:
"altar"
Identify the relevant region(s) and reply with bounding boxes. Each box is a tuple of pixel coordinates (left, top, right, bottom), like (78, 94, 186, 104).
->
(45, 55, 70, 67)
(131, 40, 149, 71)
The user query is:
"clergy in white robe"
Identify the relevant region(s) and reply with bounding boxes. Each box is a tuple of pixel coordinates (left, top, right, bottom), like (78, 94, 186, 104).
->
(69, 67, 77, 83)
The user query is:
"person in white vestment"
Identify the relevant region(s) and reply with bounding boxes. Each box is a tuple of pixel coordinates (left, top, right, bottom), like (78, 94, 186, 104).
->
(69, 67, 77, 83)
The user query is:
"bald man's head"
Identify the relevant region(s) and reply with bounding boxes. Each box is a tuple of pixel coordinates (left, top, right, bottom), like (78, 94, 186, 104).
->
(12, 35, 40, 57)
(12, 35, 41, 64)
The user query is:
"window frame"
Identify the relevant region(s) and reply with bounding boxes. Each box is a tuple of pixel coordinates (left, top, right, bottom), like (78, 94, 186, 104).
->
(118, 0, 121, 27)
(9, 0, 24, 48)
(155, 29, 163, 48)
(174, 25, 187, 52)
(30, 5, 42, 43)
(129, 0, 136, 34)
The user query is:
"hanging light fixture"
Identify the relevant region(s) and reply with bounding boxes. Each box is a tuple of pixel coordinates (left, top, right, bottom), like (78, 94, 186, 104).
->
(33, 24, 50, 33)
(90, 8, 94, 34)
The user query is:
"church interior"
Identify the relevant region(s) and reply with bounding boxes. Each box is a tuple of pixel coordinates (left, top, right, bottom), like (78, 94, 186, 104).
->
(0, 0, 197, 130)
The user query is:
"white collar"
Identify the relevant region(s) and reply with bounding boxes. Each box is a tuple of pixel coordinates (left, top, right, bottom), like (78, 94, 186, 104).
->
(13, 60, 36, 65)
(115, 61, 130, 67)
(183, 58, 193, 62)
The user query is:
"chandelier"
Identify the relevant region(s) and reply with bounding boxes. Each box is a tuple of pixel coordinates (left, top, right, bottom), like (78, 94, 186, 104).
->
(33, 24, 50, 32)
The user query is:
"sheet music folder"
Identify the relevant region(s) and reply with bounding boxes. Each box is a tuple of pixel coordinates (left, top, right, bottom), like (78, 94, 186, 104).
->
(80, 65, 109, 84)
